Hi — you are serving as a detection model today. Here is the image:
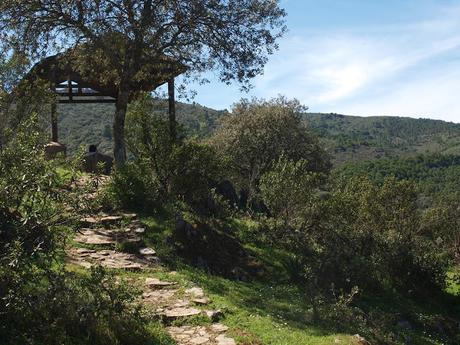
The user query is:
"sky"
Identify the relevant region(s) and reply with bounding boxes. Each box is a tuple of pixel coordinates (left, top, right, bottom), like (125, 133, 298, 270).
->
(180, 0, 460, 123)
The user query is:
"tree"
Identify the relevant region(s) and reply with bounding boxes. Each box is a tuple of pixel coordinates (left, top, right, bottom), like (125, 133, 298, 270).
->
(210, 96, 331, 197)
(0, 0, 287, 164)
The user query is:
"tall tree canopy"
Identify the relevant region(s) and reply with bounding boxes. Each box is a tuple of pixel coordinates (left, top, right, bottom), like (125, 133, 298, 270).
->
(0, 0, 286, 163)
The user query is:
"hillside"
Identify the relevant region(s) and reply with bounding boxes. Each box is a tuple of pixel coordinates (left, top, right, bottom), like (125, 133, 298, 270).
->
(305, 113, 460, 165)
(57, 101, 228, 155)
(57, 102, 460, 165)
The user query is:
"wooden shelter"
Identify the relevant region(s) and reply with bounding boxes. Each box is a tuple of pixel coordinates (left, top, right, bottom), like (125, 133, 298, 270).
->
(26, 49, 186, 144)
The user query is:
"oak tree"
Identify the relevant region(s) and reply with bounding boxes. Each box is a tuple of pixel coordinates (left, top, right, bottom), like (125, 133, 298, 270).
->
(0, 0, 286, 164)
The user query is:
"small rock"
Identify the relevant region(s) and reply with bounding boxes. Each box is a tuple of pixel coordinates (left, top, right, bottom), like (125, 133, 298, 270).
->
(133, 227, 146, 234)
(216, 334, 236, 345)
(203, 309, 223, 322)
(145, 277, 176, 288)
(186, 287, 205, 298)
(193, 297, 211, 305)
(122, 213, 137, 219)
(211, 323, 229, 333)
(139, 247, 156, 256)
(353, 334, 370, 345)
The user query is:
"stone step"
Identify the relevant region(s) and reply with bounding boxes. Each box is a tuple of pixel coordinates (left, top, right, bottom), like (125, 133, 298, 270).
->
(74, 228, 142, 245)
(145, 277, 177, 289)
(167, 325, 235, 345)
(79, 213, 138, 228)
(68, 248, 154, 270)
(79, 215, 123, 227)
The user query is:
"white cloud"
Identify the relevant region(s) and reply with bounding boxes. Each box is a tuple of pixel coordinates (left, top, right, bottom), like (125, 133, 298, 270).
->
(247, 3, 460, 122)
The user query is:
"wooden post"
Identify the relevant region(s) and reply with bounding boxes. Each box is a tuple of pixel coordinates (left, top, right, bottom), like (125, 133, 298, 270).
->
(50, 75, 58, 142)
(51, 102, 58, 142)
(68, 77, 73, 102)
(168, 78, 176, 143)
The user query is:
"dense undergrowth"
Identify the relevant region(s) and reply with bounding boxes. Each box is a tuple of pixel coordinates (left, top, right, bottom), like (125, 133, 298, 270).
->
(95, 95, 460, 345)
(2, 78, 460, 345)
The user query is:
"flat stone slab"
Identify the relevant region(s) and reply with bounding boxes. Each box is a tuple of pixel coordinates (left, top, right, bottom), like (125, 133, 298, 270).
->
(122, 213, 138, 220)
(164, 307, 201, 319)
(185, 287, 205, 298)
(74, 229, 117, 245)
(145, 277, 176, 289)
(167, 325, 235, 345)
(79, 215, 123, 227)
(68, 248, 152, 270)
(143, 289, 179, 306)
(193, 297, 211, 305)
(74, 227, 142, 245)
(215, 334, 236, 345)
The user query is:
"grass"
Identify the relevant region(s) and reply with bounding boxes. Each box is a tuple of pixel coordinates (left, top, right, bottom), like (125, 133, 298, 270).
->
(131, 213, 361, 345)
(446, 267, 460, 296)
(126, 211, 460, 345)
(63, 184, 460, 345)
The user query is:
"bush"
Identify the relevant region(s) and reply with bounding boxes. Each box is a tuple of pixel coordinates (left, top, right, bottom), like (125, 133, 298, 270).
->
(2, 266, 174, 345)
(260, 158, 448, 298)
(210, 96, 331, 198)
(105, 161, 162, 211)
(0, 114, 172, 345)
(169, 141, 222, 212)
(107, 95, 224, 214)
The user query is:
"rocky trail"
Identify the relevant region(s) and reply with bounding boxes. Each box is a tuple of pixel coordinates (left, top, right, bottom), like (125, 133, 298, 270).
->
(67, 188, 237, 345)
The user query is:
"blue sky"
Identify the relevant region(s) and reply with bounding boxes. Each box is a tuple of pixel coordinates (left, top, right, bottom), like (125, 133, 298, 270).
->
(179, 0, 460, 123)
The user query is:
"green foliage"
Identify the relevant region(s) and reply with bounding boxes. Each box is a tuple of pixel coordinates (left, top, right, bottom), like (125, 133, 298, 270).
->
(0, 111, 171, 345)
(106, 95, 223, 214)
(422, 195, 460, 264)
(55, 101, 228, 156)
(210, 96, 331, 197)
(260, 155, 324, 228)
(0, 114, 63, 275)
(2, 266, 174, 345)
(261, 162, 448, 298)
(169, 141, 222, 211)
(105, 161, 161, 211)
(338, 153, 460, 204)
(305, 113, 460, 164)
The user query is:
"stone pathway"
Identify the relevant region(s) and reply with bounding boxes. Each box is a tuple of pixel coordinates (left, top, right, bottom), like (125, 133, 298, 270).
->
(68, 206, 237, 345)
(167, 325, 236, 345)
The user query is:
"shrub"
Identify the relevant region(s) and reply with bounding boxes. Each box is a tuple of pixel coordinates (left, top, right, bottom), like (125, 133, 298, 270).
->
(260, 159, 448, 298)
(105, 161, 162, 211)
(0, 114, 173, 345)
(107, 94, 224, 214)
(210, 96, 331, 198)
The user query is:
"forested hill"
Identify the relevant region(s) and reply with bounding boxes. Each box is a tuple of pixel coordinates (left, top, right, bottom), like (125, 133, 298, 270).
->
(57, 100, 228, 155)
(57, 101, 460, 164)
(305, 113, 460, 165)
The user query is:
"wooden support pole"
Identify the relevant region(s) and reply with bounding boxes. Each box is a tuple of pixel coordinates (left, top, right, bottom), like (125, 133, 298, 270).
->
(168, 78, 176, 143)
(51, 102, 58, 142)
(68, 77, 73, 102)
(50, 71, 58, 142)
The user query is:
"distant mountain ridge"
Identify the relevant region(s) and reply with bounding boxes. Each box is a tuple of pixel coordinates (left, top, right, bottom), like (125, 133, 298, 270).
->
(304, 113, 460, 165)
(56, 101, 460, 165)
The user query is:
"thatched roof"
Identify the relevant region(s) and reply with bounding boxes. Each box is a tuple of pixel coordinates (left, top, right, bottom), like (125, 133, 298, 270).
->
(25, 46, 186, 103)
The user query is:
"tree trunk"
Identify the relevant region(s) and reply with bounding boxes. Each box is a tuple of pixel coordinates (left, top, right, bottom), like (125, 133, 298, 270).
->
(168, 78, 176, 143)
(113, 90, 129, 165)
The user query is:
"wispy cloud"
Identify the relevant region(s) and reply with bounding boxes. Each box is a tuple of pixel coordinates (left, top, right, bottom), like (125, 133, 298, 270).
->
(248, 3, 460, 122)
